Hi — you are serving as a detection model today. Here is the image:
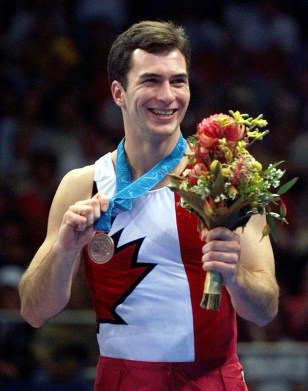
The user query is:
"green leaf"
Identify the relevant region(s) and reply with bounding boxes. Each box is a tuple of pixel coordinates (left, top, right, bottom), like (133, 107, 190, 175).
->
(268, 212, 288, 224)
(277, 177, 298, 196)
(211, 168, 225, 199)
(266, 213, 277, 242)
(270, 161, 285, 169)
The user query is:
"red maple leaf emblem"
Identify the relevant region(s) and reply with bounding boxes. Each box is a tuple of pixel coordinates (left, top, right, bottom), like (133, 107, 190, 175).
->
(84, 230, 156, 325)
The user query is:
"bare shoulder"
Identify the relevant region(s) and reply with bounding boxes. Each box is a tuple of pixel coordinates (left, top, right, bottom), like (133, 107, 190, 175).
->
(46, 165, 95, 230)
(56, 165, 95, 203)
(62, 164, 95, 185)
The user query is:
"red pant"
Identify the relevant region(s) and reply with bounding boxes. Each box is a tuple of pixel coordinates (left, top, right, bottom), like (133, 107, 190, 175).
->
(94, 354, 248, 391)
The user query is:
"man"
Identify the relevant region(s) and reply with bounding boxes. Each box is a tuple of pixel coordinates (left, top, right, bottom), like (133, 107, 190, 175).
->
(19, 21, 279, 390)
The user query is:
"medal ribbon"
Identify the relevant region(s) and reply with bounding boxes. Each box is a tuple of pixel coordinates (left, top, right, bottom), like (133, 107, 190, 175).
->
(94, 134, 187, 231)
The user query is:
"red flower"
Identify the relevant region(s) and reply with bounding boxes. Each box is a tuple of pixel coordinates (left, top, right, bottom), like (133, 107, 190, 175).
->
(196, 114, 245, 153)
(188, 163, 207, 185)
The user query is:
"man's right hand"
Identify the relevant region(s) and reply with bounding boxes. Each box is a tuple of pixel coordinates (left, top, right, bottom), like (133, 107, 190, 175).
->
(56, 192, 110, 252)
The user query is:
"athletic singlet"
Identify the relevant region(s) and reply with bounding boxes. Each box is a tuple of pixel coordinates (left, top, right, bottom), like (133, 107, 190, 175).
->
(83, 153, 237, 363)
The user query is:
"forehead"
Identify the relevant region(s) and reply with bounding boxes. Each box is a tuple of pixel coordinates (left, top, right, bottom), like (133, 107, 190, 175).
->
(129, 48, 187, 76)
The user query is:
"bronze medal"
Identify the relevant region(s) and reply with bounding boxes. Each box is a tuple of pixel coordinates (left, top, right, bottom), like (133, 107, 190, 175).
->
(88, 232, 114, 264)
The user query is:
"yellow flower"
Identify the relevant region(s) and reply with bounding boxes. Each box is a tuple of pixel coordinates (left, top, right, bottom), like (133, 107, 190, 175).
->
(252, 161, 262, 171)
(210, 160, 221, 172)
(221, 167, 231, 177)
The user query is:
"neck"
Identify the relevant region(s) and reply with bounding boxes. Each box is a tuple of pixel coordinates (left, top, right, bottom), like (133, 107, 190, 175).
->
(124, 133, 182, 180)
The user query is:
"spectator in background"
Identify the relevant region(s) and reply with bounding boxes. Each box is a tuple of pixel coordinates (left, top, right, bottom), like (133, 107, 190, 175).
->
(31, 335, 93, 391)
(280, 263, 308, 341)
(0, 265, 37, 387)
(0, 185, 32, 268)
(15, 150, 59, 250)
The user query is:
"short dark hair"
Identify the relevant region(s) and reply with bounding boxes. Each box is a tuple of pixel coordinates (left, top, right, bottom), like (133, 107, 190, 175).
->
(107, 20, 191, 89)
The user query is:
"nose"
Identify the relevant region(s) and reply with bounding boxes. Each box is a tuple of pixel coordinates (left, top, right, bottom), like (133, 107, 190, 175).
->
(157, 82, 175, 103)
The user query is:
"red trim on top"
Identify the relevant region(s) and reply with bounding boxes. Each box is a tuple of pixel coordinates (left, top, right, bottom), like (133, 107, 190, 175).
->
(174, 193, 237, 361)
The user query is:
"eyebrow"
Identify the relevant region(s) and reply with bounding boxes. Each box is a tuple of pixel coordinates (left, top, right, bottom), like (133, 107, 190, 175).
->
(138, 72, 189, 80)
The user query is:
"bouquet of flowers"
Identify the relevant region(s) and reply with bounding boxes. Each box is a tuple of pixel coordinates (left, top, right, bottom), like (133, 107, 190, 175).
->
(169, 110, 297, 310)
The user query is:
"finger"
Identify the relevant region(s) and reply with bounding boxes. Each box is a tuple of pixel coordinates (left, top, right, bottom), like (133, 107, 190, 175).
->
(58, 214, 95, 252)
(202, 250, 239, 266)
(65, 205, 96, 228)
(75, 198, 102, 221)
(203, 258, 237, 273)
(206, 227, 239, 242)
(203, 261, 237, 285)
(92, 192, 109, 212)
(202, 238, 241, 255)
(200, 227, 209, 242)
(62, 210, 86, 231)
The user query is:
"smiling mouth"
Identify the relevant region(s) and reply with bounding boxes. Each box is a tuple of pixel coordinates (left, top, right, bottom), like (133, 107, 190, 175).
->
(149, 109, 176, 117)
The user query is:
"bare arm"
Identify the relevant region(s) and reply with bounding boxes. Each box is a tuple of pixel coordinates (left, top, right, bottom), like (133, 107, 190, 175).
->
(19, 165, 109, 327)
(201, 214, 279, 326)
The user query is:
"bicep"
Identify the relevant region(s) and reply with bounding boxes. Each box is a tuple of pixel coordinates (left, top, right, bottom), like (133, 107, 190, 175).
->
(27, 166, 94, 272)
(237, 214, 276, 276)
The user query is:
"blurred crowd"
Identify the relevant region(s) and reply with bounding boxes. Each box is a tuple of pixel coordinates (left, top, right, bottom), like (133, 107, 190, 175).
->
(0, 0, 308, 389)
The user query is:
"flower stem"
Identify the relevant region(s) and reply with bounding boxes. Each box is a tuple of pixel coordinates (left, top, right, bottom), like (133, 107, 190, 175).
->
(200, 270, 222, 310)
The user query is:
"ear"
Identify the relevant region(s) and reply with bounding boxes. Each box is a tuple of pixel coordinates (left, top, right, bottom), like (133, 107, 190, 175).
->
(111, 81, 125, 108)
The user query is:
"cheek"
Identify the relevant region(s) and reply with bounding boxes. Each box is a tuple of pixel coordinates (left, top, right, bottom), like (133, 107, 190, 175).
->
(179, 88, 190, 108)
(123, 93, 138, 115)
(180, 92, 191, 115)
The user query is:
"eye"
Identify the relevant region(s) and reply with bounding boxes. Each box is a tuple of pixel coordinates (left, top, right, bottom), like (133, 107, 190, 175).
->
(171, 77, 188, 86)
(143, 77, 160, 84)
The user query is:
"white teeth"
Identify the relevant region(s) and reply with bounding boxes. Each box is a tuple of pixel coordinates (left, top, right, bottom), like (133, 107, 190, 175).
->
(151, 109, 174, 116)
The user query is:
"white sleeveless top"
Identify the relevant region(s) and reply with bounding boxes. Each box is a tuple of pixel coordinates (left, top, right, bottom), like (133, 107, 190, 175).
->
(83, 153, 236, 362)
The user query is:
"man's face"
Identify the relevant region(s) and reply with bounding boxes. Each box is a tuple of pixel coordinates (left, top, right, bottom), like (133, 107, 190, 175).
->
(114, 48, 190, 142)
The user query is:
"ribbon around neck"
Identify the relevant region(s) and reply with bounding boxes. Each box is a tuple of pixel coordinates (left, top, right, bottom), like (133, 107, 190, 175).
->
(94, 134, 187, 232)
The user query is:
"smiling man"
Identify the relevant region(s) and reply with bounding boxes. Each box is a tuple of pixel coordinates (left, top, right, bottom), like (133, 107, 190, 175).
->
(19, 21, 278, 391)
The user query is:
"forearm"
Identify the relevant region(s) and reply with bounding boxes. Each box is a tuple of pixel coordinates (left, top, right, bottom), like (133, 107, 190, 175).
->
(19, 243, 80, 328)
(226, 266, 279, 326)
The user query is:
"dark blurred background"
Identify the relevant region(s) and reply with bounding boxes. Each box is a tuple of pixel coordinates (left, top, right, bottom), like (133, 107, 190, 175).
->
(0, 1, 308, 390)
